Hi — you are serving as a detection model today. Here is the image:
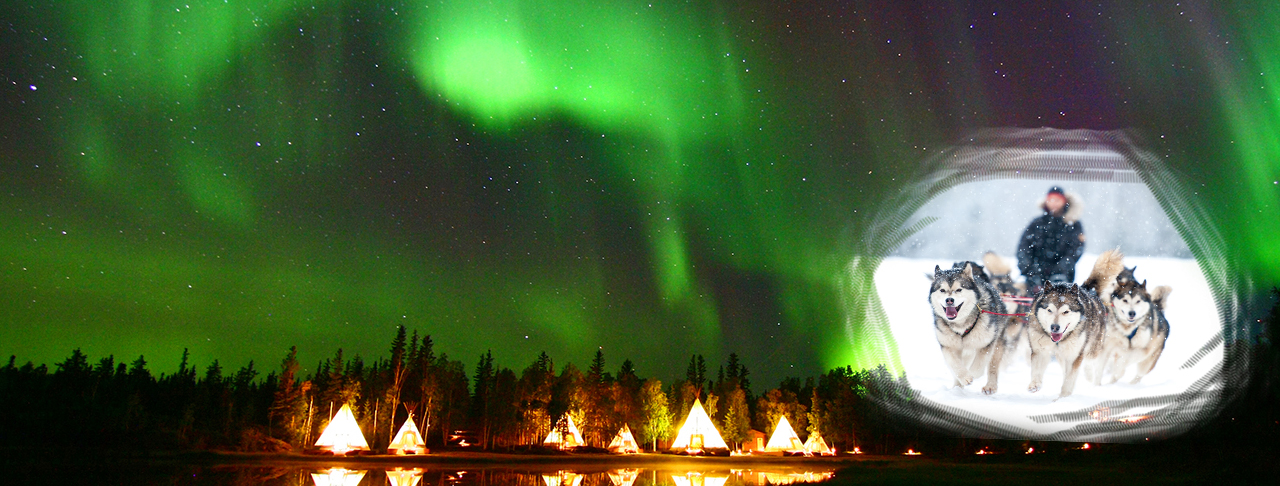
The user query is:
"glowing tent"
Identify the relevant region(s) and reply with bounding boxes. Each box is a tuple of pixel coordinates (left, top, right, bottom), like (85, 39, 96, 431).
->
(669, 398, 727, 452)
(803, 431, 834, 456)
(544, 414, 585, 449)
(387, 413, 427, 455)
(764, 415, 804, 452)
(314, 404, 369, 455)
(607, 424, 641, 453)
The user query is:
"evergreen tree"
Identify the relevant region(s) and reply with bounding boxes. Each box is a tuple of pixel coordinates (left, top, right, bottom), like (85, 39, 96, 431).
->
(385, 326, 409, 444)
(270, 346, 310, 446)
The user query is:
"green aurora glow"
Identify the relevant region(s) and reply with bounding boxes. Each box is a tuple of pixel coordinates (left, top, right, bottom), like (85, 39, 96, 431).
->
(1, 1, 1275, 383)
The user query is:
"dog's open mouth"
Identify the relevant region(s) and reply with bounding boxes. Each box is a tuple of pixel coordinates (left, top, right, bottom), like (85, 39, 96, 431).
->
(1050, 332, 1064, 342)
(944, 303, 962, 320)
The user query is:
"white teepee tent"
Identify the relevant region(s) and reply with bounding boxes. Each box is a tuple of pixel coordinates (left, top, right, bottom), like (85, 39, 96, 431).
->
(607, 424, 641, 453)
(543, 414, 585, 449)
(388, 413, 427, 455)
(803, 431, 834, 455)
(313, 404, 369, 454)
(764, 415, 804, 452)
(669, 398, 728, 452)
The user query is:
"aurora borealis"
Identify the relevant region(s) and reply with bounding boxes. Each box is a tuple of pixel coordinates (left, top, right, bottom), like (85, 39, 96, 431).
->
(2, 1, 1277, 385)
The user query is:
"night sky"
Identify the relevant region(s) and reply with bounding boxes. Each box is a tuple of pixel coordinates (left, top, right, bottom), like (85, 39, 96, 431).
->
(2, 1, 1276, 386)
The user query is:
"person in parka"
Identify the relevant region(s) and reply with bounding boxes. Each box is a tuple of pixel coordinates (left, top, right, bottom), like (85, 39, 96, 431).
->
(1017, 186, 1085, 293)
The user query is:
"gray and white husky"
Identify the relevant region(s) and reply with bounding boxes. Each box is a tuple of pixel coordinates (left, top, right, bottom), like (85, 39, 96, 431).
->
(1091, 277, 1172, 385)
(929, 262, 1008, 394)
(983, 251, 1030, 368)
(1026, 249, 1124, 398)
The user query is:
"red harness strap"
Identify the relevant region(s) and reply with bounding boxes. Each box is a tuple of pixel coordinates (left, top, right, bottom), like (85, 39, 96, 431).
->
(981, 309, 1028, 317)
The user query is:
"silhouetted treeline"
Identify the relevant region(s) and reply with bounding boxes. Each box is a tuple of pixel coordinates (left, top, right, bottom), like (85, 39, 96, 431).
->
(4, 291, 1277, 455)
(0, 327, 928, 453)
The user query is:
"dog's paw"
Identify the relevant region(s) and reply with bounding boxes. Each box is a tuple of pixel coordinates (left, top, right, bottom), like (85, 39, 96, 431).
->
(1027, 382, 1041, 393)
(957, 373, 974, 386)
(1129, 377, 1144, 385)
(982, 383, 997, 395)
(1105, 376, 1119, 385)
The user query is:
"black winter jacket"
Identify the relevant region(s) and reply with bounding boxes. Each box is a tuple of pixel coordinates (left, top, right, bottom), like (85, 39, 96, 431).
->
(1016, 196, 1085, 286)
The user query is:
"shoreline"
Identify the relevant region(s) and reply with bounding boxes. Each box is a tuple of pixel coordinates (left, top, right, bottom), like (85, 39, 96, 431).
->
(6, 449, 902, 471)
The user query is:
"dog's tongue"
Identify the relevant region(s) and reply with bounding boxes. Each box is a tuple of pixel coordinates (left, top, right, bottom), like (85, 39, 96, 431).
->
(945, 305, 960, 320)
(1050, 332, 1064, 342)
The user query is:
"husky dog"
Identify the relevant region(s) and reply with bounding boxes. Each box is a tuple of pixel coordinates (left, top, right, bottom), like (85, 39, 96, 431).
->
(1115, 265, 1138, 286)
(1026, 249, 1124, 398)
(983, 251, 1030, 367)
(930, 262, 1008, 394)
(1094, 278, 1172, 384)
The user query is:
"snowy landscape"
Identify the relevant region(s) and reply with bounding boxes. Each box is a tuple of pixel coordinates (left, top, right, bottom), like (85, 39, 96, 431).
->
(875, 179, 1222, 441)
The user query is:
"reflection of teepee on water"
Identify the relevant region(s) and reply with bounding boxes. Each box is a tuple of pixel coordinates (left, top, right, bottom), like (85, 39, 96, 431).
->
(385, 468, 424, 486)
(387, 413, 427, 455)
(670, 471, 729, 486)
(542, 471, 583, 486)
(761, 471, 837, 485)
(669, 398, 727, 452)
(310, 468, 366, 486)
(313, 404, 369, 454)
(607, 468, 639, 486)
(765, 415, 804, 452)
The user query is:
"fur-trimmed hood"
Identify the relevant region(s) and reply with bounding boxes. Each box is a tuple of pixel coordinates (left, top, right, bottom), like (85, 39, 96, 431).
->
(1039, 191, 1084, 224)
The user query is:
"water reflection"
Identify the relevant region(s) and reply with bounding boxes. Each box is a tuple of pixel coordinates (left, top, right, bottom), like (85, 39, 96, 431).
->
(386, 468, 425, 486)
(294, 467, 835, 486)
(311, 468, 367, 486)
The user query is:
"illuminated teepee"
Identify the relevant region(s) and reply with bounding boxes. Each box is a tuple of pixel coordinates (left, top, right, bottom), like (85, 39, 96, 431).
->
(387, 413, 427, 455)
(764, 415, 804, 452)
(803, 431, 834, 455)
(607, 424, 641, 454)
(543, 414, 585, 449)
(313, 404, 369, 455)
(669, 398, 728, 452)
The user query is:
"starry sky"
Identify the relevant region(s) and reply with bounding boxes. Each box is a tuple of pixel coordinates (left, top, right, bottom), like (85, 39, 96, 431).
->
(2, 1, 1276, 385)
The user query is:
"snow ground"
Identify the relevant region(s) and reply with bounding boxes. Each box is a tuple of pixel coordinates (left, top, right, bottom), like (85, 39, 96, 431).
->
(874, 255, 1222, 440)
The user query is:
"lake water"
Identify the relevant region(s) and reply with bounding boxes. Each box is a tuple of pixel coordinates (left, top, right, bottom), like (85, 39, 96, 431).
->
(180, 465, 838, 485)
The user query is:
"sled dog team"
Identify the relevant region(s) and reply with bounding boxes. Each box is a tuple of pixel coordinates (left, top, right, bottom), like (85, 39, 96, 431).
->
(927, 249, 1171, 398)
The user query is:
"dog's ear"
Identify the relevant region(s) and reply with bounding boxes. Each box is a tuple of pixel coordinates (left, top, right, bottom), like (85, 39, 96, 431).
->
(1140, 279, 1147, 289)
(962, 263, 974, 280)
(1070, 283, 1080, 294)
(934, 265, 943, 277)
